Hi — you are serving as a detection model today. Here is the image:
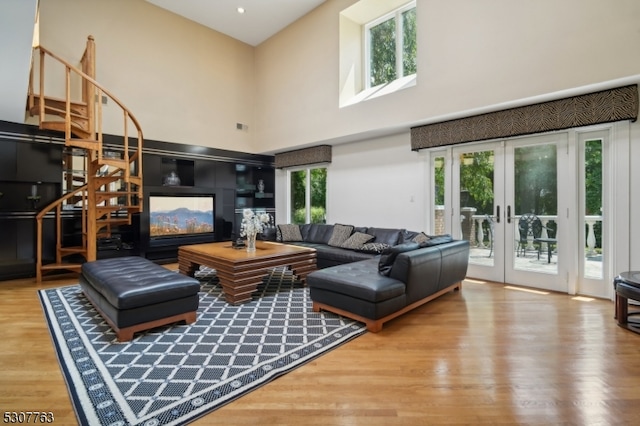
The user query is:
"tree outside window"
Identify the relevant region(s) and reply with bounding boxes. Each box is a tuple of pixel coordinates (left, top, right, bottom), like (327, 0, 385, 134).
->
(368, 3, 416, 88)
(290, 168, 327, 224)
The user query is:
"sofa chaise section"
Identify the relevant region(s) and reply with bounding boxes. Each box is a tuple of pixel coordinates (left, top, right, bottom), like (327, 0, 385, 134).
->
(307, 240, 470, 332)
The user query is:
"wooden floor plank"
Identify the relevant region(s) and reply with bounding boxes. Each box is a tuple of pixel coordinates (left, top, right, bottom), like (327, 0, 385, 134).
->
(1, 267, 638, 425)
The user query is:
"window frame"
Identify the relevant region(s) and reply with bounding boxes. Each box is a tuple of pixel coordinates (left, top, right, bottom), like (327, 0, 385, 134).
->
(363, 1, 416, 90)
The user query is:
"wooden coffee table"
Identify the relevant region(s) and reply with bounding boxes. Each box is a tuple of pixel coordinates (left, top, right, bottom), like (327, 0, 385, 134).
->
(178, 241, 317, 304)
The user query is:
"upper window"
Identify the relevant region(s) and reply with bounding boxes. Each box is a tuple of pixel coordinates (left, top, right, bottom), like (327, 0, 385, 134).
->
(365, 3, 417, 89)
(339, 0, 417, 107)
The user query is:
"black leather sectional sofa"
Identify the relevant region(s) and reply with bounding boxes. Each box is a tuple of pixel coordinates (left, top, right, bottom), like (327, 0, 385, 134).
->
(272, 223, 470, 332)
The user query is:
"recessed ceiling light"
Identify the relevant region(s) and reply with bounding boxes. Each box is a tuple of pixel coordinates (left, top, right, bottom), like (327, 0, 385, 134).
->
(237, 7, 245, 14)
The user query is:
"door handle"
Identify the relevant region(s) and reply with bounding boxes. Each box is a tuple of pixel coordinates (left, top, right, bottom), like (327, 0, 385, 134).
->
(507, 205, 511, 224)
(496, 206, 500, 223)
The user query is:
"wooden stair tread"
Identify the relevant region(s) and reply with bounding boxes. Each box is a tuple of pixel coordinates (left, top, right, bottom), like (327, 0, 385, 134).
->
(35, 105, 88, 120)
(58, 246, 87, 255)
(96, 208, 140, 217)
(41, 119, 89, 131)
(97, 217, 131, 224)
(65, 138, 100, 150)
(31, 94, 87, 107)
(96, 191, 139, 196)
(40, 262, 83, 272)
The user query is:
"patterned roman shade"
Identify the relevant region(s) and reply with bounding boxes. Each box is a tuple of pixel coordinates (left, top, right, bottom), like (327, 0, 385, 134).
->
(275, 145, 332, 169)
(411, 84, 639, 150)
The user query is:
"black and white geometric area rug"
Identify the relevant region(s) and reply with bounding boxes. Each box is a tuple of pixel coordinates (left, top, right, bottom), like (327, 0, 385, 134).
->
(38, 268, 366, 425)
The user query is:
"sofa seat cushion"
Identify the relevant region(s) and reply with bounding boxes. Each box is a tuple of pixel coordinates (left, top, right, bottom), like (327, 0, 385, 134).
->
(307, 258, 405, 303)
(289, 242, 376, 264)
(318, 246, 376, 264)
(81, 256, 200, 310)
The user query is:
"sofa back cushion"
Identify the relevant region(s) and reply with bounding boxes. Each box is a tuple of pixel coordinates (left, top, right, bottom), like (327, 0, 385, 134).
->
(367, 227, 404, 246)
(378, 242, 420, 276)
(302, 224, 335, 244)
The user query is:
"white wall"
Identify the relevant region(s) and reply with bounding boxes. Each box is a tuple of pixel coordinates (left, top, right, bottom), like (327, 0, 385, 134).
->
(275, 131, 428, 231)
(36, 0, 256, 152)
(326, 133, 426, 229)
(0, 0, 38, 124)
(255, 0, 640, 152)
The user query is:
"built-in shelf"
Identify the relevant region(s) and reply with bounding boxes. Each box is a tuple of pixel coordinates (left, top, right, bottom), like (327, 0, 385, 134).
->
(254, 192, 273, 198)
(161, 158, 194, 187)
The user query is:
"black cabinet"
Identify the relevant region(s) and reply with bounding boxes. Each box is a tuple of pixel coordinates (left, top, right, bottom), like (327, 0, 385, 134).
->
(234, 164, 275, 237)
(160, 158, 194, 186)
(0, 121, 275, 279)
(0, 141, 17, 180)
(16, 142, 63, 182)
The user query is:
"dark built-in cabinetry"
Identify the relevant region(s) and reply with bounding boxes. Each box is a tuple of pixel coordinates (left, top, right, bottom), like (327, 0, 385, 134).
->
(0, 121, 275, 280)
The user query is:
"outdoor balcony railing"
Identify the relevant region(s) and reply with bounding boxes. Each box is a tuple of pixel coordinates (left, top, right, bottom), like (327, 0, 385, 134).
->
(467, 213, 603, 255)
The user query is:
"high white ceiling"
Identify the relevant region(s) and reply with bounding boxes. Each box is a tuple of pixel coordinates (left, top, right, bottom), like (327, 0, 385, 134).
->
(146, 0, 326, 46)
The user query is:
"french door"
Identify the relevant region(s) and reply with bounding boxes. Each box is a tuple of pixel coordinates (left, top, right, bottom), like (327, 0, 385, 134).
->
(430, 128, 615, 297)
(454, 134, 566, 292)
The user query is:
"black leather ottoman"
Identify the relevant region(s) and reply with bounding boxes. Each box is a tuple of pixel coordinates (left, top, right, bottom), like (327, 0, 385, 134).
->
(79, 256, 201, 341)
(614, 271, 640, 334)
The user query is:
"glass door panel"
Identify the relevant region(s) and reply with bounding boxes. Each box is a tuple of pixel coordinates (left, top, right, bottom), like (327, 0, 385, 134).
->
(452, 143, 504, 283)
(577, 129, 609, 298)
(583, 138, 603, 280)
(512, 143, 558, 275)
(504, 134, 566, 292)
(432, 154, 446, 235)
(459, 150, 495, 267)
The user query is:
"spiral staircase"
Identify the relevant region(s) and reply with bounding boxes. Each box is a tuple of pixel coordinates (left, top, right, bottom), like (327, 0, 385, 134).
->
(28, 36, 144, 282)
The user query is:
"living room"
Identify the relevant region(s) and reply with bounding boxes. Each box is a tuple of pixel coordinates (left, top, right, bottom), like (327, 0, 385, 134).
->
(2, 0, 640, 424)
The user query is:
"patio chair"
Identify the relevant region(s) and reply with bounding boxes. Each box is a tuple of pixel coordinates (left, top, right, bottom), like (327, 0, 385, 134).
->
(517, 213, 542, 257)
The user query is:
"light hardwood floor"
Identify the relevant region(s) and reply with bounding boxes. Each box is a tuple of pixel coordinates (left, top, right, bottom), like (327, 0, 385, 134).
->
(1, 268, 639, 425)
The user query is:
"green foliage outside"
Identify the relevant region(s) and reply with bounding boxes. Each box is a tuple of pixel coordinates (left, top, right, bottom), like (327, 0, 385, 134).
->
(293, 207, 326, 224)
(402, 8, 417, 76)
(584, 140, 603, 247)
(460, 152, 494, 213)
(290, 168, 327, 224)
(433, 140, 603, 247)
(584, 140, 602, 215)
(433, 153, 494, 213)
(370, 6, 416, 87)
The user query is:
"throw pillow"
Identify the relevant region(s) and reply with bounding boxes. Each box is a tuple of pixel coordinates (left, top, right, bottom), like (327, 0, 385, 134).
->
(340, 232, 375, 250)
(358, 242, 391, 254)
(278, 224, 303, 242)
(378, 242, 420, 276)
(327, 224, 354, 247)
(411, 232, 430, 244)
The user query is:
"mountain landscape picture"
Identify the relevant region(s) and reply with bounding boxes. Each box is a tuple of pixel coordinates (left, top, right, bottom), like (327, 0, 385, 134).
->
(149, 195, 214, 237)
